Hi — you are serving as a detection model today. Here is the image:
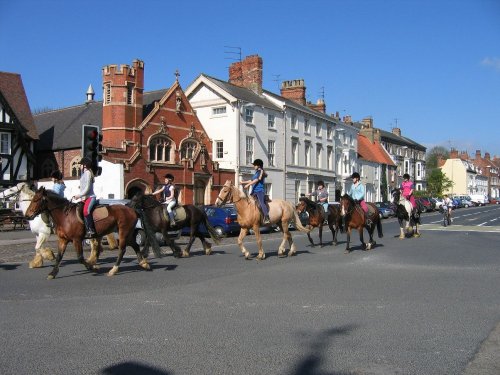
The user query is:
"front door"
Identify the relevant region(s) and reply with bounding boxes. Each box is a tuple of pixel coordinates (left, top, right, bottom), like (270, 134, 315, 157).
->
(193, 179, 206, 206)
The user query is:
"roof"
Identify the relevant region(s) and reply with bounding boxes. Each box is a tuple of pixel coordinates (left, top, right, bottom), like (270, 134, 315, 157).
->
(351, 121, 425, 151)
(33, 89, 167, 151)
(357, 134, 396, 166)
(200, 75, 281, 111)
(0, 71, 38, 140)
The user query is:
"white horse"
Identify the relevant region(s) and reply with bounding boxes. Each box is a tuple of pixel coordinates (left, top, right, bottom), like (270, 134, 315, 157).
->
(0, 183, 55, 268)
(391, 188, 421, 239)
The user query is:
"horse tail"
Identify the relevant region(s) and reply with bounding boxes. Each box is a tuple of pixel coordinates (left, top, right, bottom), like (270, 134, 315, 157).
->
(292, 208, 311, 233)
(376, 216, 383, 238)
(201, 210, 222, 245)
(136, 209, 162, 258)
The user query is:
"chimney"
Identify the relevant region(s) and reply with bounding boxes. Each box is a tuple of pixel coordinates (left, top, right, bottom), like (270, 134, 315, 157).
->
(450, 148, 459, 159)
(342, 115, 352, 124)
(391, 127, 401, 137)
(361, 117, 373, 129)
(307, 98, 326, 113)
(229, 55, 263, 94)
(475, 150, 482, 160)
(281, 79, 306, 105)
(459, 150, 469, 160)
(86, 84, 95, 102)
(485, 152, 491, 160)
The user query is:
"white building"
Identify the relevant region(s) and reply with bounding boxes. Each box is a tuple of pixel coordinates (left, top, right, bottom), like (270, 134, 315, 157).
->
(186, 55, 357, 202)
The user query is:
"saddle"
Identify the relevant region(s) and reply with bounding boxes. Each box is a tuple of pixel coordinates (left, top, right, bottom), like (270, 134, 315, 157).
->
(162, 205, 187, 224)
(76, 202, 110, 224)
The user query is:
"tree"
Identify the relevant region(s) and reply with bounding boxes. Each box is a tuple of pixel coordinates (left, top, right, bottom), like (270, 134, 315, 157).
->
(426, 146, 449, 170)
(427, 169, 453, 197)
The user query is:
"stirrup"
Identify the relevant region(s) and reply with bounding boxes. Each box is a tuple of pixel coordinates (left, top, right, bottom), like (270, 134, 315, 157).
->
(85, 230, 96, 239)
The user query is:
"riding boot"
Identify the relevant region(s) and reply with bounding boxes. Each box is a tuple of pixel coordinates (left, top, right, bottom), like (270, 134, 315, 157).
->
(84, 215, 96, 239)
(168, 212, 176, 228)
(263, 215, 271, 224)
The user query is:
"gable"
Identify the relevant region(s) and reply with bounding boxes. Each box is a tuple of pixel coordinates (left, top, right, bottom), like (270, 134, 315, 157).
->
(189, 84, 228, 105)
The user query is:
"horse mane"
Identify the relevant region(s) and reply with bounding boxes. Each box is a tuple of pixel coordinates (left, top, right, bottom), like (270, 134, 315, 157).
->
(299, 196, 321, 211)
(44, 188, 70, 204)
(341, 193, 354, 205)
(129, 191, 161, 209)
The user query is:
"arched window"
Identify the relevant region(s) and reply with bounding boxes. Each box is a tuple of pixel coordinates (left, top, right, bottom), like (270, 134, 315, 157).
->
(149, 136, 172, 162)
(180, 141, 198, 160)
(70, 157, 81, 177)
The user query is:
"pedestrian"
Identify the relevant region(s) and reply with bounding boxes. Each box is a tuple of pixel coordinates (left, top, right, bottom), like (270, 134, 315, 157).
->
(50, 170, 65, 197)
(72, 156, 97, 238)
(152, 173, 178, 227)
(241, 158, 271, 224)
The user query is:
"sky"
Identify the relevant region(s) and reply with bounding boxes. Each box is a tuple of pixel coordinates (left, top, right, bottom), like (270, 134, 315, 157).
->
(1, 0, 499, 157)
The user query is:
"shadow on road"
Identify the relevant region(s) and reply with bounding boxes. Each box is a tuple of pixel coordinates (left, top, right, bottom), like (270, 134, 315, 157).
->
(101, 361, 170, 375)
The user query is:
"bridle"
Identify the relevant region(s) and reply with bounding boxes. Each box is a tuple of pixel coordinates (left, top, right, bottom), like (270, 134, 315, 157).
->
(216, 184, 243, 205)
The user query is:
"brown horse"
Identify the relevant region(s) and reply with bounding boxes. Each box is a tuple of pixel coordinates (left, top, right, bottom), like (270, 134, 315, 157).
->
(296, 197, 343, 247)
(129, 192, 221, 258)
(215, 180, 310, 260)
(25, 187, 153, 279)
(339, 194, 383, 253)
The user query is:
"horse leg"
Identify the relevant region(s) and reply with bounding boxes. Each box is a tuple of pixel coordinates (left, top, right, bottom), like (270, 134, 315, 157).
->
(74, 238, 98, 272)
(199, 234, 213, 256)
(318, 225, 324, 247)
(108, 230, 129, 276)
(329, 222, 337, 246)
(181, 230, 197, 258)
(106, 233, 118, 250)
(86, 237, 102, 267)
(285, 228, 297, 257)
(37, 233, 55, 261)
(344, 228, 351, 254)
(47, 238, 70, 279)
(365, 226, 375, 251)
(130, 241, 150, 271)
(306, 232, 315, 247)
(413, 223, 421, 238)
(237, 228, 251, 259)
(359, 227, 366, 250)
(29, 234, 46, 268)
(162, 229, 181, 257)
(254, 227, 266, 261)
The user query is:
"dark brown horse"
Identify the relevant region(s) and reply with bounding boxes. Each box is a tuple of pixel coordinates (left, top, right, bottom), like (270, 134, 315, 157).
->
(295, 197, 343, 247)
(339, 194, 383, 253)
(129, 192, 221, 258)
(25, 187, 153, 279)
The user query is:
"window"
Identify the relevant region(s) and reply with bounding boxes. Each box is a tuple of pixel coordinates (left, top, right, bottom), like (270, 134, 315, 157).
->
(41, 159, 55, 179)
(268, 114, 275, 129)
(292, 139, 298, 165)
(268, 140, 275, 167)
(0, 133, 10, 154)
(212, 106, 226, 115)
(70, 157, 81, 177)
(126, 83, 133, 105)
(149, 137, 172, 162)
(246, 136, 254, 164)
(404, 160, 409, 174)
(375, 167, 379, 180)
(316, 122, 321, 137)
(316, 144, 322, 168)
(291, 114, 297, 130)
(327, 146, 333, 170)
(245, 108, 253, 123)
(304, 119, 310, 133)
(327, 126, 332, 140)
(295, 180, 301, 202)
(104, 83, 111, 104)
(181, 141, 198, 160)
(215, 141, 224, 159)
(344, 155, 348, 174)
(305, 141, 311, 167)
(264, 183, 272, 199)
(417, 163, 421, 179)
(349, 134, 353, 146)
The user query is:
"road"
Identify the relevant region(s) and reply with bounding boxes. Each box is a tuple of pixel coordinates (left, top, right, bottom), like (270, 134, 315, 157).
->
(0, 206, 499, 374)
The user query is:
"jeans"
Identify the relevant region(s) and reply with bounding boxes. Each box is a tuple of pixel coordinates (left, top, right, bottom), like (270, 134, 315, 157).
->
(252, 191, 269, 216)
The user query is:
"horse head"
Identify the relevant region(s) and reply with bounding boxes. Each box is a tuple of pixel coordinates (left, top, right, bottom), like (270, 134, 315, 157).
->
(25, 186, 47, 220)
(391, 188, 401, 204)
(215, 180, 235, 207)
(339, 194, 354, 217)
(296, 198, 307, 213)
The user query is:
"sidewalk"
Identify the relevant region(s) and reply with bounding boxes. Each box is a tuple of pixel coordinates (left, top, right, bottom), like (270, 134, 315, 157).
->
(0, 229, 58, 246)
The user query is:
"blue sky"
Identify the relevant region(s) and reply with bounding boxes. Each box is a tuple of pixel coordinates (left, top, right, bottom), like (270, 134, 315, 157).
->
(1, 0, 499, 157)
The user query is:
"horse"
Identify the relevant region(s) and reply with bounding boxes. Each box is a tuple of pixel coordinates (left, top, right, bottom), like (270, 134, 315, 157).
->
(214, 180, 311, 260)
(339, 194, 383, 253)
(295, 197, 343, 247)
(391, 188, 421, 239)
(25, 186, 154, 279)
(128, 191, 221, 258)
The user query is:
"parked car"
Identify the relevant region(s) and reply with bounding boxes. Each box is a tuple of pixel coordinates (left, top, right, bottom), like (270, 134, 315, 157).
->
(451, 197, 462, 209)
(375, 202, 395, 218)
(460, 199, 474, 208)
(430, 198, 443, 209)
(469, 194, 488, 206)
(181, 204, 240, 237)
(98, 198, 181, 246)
(416, 197, 434, 212)
(376, 201, 397, 215)
(489, 197, 500, 204)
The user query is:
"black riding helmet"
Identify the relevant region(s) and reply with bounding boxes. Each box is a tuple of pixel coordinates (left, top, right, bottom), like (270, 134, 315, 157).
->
(351, 172, 360, 179)
(80, 156, 92, 167)
(403, 173, 410, 180)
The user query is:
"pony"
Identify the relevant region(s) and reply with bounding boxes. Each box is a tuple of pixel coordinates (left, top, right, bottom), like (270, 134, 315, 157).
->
(25, 186, 154, 279)
(339, 194, 383, 253)
(214, 180, 310, 260)
(391, 188, 421, 239)
(295, 197, 343, 247)
(128, 191, 221, 258)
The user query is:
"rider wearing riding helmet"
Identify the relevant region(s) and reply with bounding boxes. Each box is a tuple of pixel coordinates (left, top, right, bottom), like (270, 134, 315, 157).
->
(73, 156, 97, 238)
(241, 158, 271, 224)
(347, 172, 372, 226)
(401, 173, 417, 209)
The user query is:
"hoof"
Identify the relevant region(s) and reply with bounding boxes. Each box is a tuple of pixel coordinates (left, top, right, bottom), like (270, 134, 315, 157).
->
(256, 254, 266, 261)
(344, 249, 351, 254)
(47, 274, 55, 280)
(287, 251, 296, 257)
(399, 235, 405, 240)
(244, 252, 252, 260)
(413, 233, 421, 238)
(181, 250, 190, 258)
(205, 247, 213, 255)
(29, 254, 43, 269)
(107, 266, 119, 276)
(139, 260, 151, 270)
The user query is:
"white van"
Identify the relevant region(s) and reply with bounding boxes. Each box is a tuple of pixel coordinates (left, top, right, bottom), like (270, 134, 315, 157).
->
(469, 194, 488, 206)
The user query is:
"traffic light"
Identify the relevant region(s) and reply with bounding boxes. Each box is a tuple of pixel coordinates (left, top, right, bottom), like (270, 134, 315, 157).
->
(81, 124, 100, 175)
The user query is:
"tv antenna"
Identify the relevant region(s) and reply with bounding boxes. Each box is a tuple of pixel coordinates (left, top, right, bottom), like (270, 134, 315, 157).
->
(319, 86, 325, 100)
(272, 74, 281, 92)
(224, 46, 241, 63)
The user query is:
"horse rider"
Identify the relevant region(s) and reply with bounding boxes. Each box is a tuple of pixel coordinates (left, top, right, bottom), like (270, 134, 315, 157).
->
(153, 173, 178, 227)
(347, 172, 372, 226)
(308, 180, 329, 213)
(241, 158, 271, 224)
(401, 173, 417, 208)
(72, 156, 97, 238)
(51, 170, 66, 197)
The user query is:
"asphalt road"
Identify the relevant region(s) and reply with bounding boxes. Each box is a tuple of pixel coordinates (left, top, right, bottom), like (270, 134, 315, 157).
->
(0, 207, 499, 374)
